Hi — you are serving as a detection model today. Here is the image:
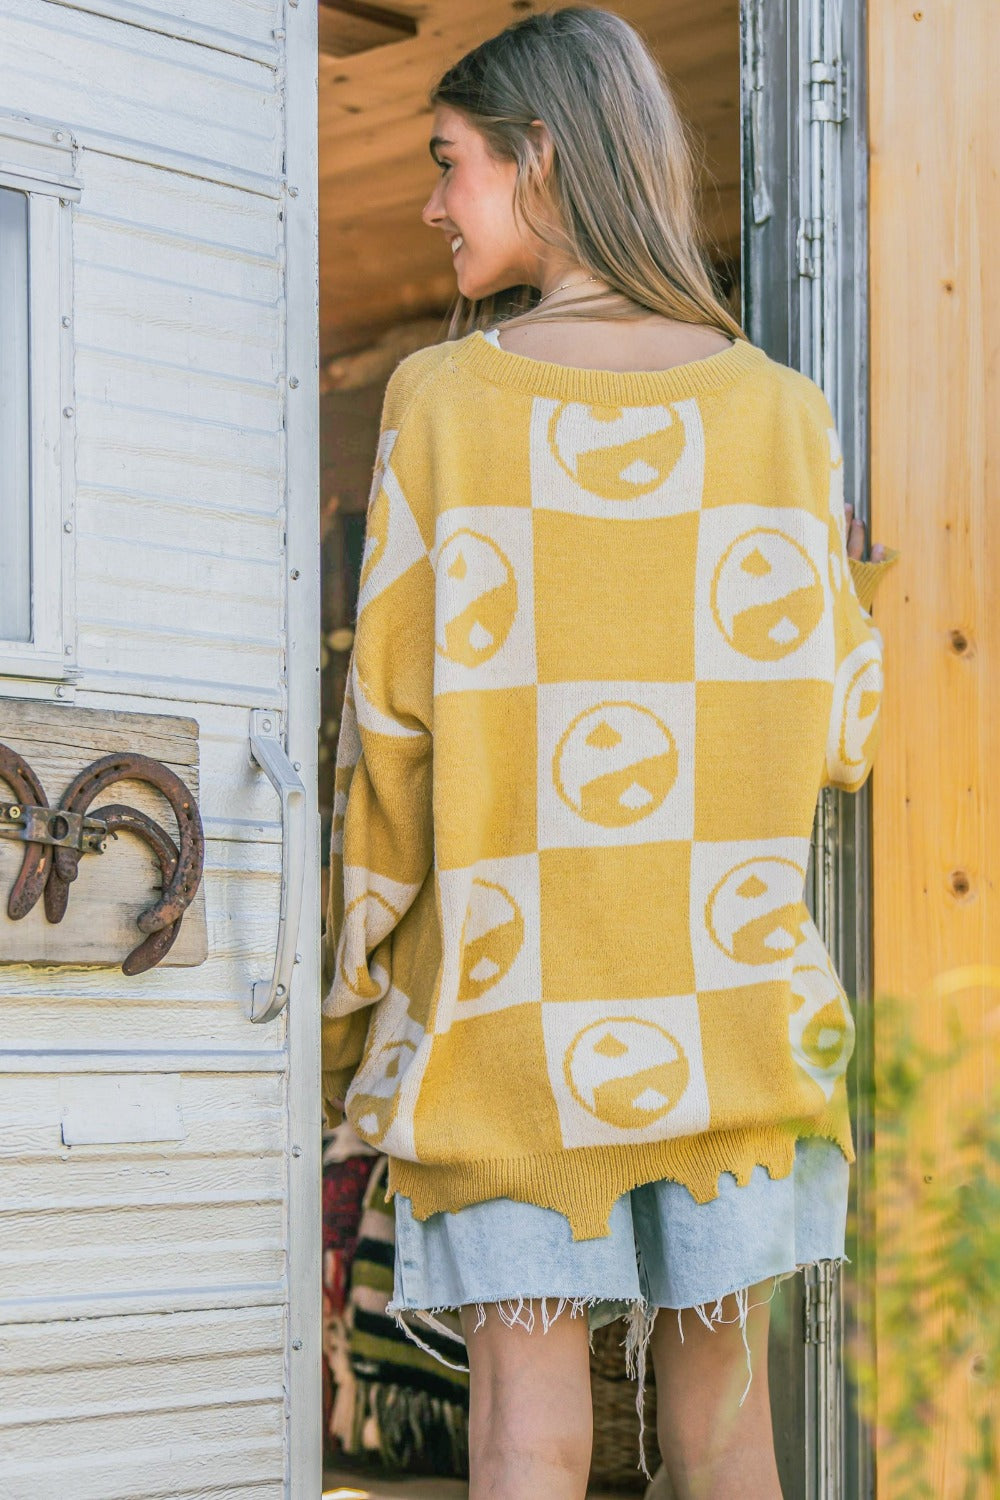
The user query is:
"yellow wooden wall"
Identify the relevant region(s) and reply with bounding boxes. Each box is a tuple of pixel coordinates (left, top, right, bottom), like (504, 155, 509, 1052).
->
(869, 2, 998, 1493)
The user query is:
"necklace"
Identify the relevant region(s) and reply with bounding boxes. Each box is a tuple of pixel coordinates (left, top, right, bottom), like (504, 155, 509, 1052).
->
(535, 274, 603, 306)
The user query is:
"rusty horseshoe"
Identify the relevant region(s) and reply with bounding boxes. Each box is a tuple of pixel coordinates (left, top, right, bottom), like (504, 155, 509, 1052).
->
(47, 752, 204, 934)
(0, 744, 52, 921)
(89, 804, 185, 975)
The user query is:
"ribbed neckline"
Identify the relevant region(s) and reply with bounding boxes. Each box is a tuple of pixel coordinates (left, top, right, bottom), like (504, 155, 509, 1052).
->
(452, 327, 768, 405)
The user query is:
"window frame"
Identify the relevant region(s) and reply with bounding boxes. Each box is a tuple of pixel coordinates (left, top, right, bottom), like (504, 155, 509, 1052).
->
(0, 117, 80, 681)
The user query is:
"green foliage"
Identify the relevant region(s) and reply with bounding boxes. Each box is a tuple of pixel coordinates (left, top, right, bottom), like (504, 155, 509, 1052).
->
(845, 987, 1000, 1498)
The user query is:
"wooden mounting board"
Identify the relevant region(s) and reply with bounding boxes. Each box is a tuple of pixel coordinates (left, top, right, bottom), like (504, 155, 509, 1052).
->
(0, 701, 208, 969)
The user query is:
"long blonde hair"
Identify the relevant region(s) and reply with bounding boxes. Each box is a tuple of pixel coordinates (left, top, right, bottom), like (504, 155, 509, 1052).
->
(429, 5, 745, 343)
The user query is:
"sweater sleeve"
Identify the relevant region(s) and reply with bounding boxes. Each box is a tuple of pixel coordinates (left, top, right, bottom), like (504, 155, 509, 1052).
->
(847, 551, 901, 613)
(320, 351, 439, 1128)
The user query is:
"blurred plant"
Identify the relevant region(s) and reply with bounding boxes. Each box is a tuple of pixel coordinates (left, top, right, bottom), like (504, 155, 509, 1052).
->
(845, 971, 1000, 1498)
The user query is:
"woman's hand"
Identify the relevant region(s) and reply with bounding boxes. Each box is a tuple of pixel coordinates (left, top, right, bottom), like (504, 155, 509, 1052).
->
(844, 501, 887, 562)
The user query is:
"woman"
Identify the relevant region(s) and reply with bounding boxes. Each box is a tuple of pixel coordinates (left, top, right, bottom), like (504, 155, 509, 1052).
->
(322, 9, 899, 1499)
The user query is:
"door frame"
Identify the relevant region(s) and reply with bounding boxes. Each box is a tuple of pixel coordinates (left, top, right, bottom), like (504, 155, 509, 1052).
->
(283, 1, 323, 1494)
(740, 1, 874, 1496)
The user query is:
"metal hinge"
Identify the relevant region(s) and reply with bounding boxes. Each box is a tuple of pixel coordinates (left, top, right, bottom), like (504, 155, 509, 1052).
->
(803, 1274, 831, 1345)
(796, 216, 823, 279)
(809, 57, 849, 124)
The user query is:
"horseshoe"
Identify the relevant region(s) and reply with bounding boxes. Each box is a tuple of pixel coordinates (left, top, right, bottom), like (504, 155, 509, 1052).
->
(0, 743, 52, 920)
(48, 753, 204, 933)
(89, 805, 184, 975)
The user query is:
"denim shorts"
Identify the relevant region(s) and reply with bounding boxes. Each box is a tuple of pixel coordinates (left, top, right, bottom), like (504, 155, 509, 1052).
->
(386, 1138, 850, 1478)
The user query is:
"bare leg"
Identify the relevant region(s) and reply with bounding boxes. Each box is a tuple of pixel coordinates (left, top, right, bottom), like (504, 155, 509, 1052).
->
(459, 1300, 594, 1500)
(650, 1281, 783, 1500)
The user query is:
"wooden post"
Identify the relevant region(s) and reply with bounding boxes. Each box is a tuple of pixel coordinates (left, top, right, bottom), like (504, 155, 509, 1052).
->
(869, 2, 999, 1492)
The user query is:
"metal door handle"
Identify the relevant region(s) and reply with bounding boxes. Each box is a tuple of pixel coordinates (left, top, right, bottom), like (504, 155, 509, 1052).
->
(249, 710, 305, 1022)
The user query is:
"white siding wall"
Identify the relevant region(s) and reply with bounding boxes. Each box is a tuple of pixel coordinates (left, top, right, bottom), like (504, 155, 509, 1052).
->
(0, 2, 318, 1494)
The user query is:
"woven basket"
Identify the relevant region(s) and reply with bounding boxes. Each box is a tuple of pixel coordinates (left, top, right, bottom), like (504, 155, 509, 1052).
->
(588, 1316, 657, 1493)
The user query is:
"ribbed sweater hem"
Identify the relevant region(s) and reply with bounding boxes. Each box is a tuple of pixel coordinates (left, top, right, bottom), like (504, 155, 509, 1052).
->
(450, 327, 769, 406)
(385, 1112, 855, 1242)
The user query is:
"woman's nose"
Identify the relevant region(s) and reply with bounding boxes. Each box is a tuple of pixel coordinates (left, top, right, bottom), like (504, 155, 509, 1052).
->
(421, 183, 443, 228)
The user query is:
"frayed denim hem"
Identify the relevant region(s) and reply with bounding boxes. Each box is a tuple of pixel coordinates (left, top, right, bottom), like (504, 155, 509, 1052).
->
(386, 1255, 847, 1482)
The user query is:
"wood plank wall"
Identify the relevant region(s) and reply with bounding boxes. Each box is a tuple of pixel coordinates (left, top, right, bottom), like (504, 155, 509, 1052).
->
(868, 2, 998, 1493)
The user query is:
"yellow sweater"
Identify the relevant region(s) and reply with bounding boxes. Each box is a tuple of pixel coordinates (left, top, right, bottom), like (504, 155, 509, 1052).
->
(322, 329, 901, 1241)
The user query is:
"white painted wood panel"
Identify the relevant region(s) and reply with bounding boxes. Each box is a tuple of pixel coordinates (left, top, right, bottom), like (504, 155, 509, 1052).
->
(0, 0, 281, 182)
(1, 1070, 285, 1152)
(75, 413, 281, 511)
(45, 0, 283, 56)
(75, 621, 284, 703)
(76, 150, 284, 255)
(1, 1387, 285, 1500)
(74, 260, 283, 387)
(80, 487, 282, 567)
(77, 534, 282, 640)
(0, 0, 320, 1488)
(0, 1071, 286, 1310)
(76, 348, 280, 432)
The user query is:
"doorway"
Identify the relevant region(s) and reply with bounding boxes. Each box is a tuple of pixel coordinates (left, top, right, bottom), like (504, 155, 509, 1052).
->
(315, 3, 854, 1496)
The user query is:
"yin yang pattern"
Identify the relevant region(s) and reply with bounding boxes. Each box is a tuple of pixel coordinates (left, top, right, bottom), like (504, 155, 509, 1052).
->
(826, 637, 883, 788)
(356, 437, 426, 618)
(703, 852, 807, 971)
(431, 506, 537, 694)
(549, 403, 687, 499)
(338, 888, 399, 1001)
(435, 528, 517, 667)
(530, 395, 705, 518)
(433, 855, 542, 1030)
(348, 984, 430, 1157)
(553, 702, 678, 827)
(458, 878, 525, 1001)
(542, 996, 710, 1148)
(565, 1018, 690, 1127)
(332, 864, 423, 1004)
(788, 914, 856, 1099)
(710, 528, 825, 662)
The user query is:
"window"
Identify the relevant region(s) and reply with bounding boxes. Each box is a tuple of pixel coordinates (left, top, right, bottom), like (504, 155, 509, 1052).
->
(0, 117, 80, 676)
(0, 187, 30, 643)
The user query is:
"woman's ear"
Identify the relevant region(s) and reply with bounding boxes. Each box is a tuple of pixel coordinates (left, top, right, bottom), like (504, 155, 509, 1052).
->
(527, 118, 555, 179)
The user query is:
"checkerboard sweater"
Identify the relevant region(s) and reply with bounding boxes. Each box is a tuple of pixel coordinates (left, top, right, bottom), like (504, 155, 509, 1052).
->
(321, 329, 901, 1242)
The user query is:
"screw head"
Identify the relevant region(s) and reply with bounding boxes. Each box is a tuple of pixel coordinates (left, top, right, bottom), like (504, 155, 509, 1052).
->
(62, 315, 71, 327)
(63, 406, 74, 418)
(288, 374, 299, 388)
(64, 521, 73, 533)
(262, 718, 272, 732)
(288, 185, 299, 198)
(291, 1338, 303, 1351)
